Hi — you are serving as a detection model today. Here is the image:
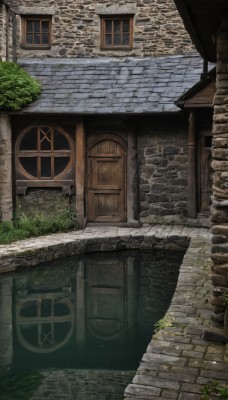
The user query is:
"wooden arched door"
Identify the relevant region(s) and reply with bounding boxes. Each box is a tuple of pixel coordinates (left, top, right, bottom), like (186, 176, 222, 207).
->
(87, 135, 126, 222)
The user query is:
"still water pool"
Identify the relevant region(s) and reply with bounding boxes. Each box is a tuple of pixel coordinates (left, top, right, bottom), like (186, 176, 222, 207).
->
(0, 249, 184, 400)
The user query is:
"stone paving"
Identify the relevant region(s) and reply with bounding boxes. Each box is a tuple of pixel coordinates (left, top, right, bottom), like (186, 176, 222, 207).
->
(0, 225, 227, 399)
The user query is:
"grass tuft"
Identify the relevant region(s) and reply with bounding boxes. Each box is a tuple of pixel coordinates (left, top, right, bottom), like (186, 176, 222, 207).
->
(0, 209, 77, 244)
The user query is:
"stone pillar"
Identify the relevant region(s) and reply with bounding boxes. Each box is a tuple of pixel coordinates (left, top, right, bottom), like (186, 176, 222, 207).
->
(0, 277, 13, 369)
(0, 114, 13, 221)
(210, 16, 228, 339)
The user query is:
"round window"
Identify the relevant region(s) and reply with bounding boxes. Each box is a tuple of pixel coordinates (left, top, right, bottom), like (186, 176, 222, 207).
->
(16, 296, 74, 353)
(16, 125, 73, 180)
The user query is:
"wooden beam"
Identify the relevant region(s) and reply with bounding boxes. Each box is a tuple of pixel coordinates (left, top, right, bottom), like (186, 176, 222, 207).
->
(0, 114, 13, 221)
(75, 261, 86, 349)
(188, 112, 197, 219)
(75, 119, 86, 229)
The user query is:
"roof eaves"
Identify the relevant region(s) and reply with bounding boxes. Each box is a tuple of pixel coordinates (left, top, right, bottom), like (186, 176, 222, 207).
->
(174, 0, 212, 61)
(175, 67, 216, 108)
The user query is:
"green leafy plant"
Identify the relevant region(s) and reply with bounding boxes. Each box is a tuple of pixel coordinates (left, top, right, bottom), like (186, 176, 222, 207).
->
(0, 370, 43, 400)
(218, 386, 228, 399)
(0, 209, 77, 244)
(154, 316, 174, 333)
(223, 293, 228, 306)
(201, 380, 228, 400)
(0, 61, 41, 111)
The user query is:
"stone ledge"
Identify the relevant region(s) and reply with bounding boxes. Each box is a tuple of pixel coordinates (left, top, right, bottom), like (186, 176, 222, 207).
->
(0, 225, 207, 273)
(16, 7, 56, 15)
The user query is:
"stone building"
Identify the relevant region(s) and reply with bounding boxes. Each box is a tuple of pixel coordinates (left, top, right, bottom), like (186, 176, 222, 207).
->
(1, 0, 194, 60)
(0, 0, 214, 228)
(174, 0, 228, 340)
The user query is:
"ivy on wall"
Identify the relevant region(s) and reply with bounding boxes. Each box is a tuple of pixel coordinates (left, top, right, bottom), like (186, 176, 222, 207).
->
(0, 61, 41, 111)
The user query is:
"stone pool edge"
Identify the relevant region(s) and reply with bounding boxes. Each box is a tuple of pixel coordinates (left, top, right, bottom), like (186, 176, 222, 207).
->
(0, 225, 202, 273)
(124, 232, 227, 400)
(2, 225, 226, 400)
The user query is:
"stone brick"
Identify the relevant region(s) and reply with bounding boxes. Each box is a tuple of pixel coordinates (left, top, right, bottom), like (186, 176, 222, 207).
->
(211, 274, 228, 287)
(133, 375, 181, 391)
(212, 159, 228, 171)
(211, 19, 228, 331)
(181, 383, 201, 393)
(211, 225, 228, 235)
(212, 234, 228, 244)
(178, 393, 201, 400)
(138, 118, 188, 223)
(211, 243, 228, 254)
(211, 207, 228, 223)
(211, 263, 228, 276)
(125, 383, 161, 397)
(213, 147, 228, 159)
(210, 295, 226, 307)
(2, 0, 194, 60)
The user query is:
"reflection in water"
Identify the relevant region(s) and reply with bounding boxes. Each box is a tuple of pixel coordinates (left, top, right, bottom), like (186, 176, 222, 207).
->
(0, 250, 184, 399)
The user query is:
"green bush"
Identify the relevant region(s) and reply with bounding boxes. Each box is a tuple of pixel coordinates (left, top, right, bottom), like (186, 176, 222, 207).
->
(0, 210, 77, 244)
(0, 61, 41, 111)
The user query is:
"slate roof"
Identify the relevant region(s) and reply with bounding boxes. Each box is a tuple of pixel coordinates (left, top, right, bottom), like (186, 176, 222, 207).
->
(19, 53, 208, 114)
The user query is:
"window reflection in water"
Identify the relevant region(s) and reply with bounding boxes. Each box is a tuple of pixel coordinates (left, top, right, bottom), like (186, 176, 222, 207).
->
(0, 250, 184, 398)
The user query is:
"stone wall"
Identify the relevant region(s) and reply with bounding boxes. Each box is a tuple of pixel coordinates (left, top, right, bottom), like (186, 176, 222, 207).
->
(210, 16, 228, 336)
(7, 0, 194, 59)
(138, 115, 189, 224)
(0, 231, 189, 273)
(16, 189, 73, 218)
(33, 369, 134, 400)
(137, 250, 183, 336)
(0, 3, 7, 60)
(0, 3, 13, 61)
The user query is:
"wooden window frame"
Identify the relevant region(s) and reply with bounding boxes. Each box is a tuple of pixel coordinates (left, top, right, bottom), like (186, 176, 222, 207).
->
(100, 15, 133, 50)
(21, 15, 52, 49)
(16, 293, 74, 354)
(15, 125, 74, 189)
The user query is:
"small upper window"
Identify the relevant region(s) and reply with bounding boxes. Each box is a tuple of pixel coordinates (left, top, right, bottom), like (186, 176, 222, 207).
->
(21, 16, 52, 48)
(100, 15, 133, 49)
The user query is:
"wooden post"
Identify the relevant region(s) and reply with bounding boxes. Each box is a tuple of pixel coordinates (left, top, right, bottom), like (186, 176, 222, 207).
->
(75, 261, 85, 349)
(75, 119, 86, 229)
(0, 114, 13, 221)
(187, 112, 197, 219)
(0, 277, 13, 368)
(127, 257, 138, 347)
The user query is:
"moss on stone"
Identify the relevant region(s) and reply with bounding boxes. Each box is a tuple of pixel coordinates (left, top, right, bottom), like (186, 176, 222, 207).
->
(0, 370, 43, 400)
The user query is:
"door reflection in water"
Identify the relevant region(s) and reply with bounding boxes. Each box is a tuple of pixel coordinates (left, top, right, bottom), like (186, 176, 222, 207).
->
(0, 250, 184, 399)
